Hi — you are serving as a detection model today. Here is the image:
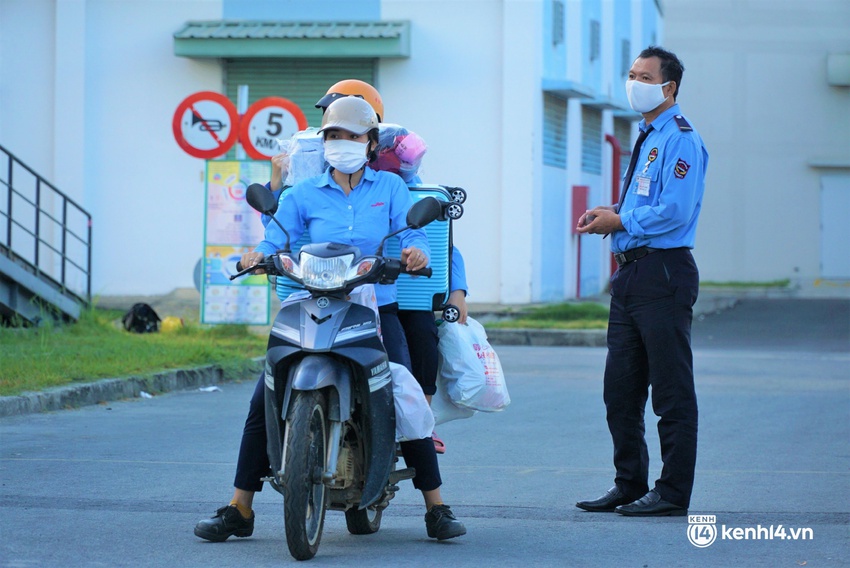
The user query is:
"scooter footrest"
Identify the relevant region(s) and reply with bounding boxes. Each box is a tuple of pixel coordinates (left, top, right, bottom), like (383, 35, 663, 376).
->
(388, 467, 416, 484)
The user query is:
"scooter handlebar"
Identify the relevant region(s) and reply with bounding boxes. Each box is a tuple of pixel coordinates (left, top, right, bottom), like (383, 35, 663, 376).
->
(403, 265, 432, 278)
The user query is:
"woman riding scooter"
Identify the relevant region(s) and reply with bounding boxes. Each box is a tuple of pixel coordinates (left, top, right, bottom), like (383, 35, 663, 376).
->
(193, 96, 467, 543)
(270, 79, 470, 453)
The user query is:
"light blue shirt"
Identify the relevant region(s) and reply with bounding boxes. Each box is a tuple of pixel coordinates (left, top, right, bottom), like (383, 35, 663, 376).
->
(255, 167, 430, 307)
(613, 104, 709, 253)
(263, 177, 468, 296)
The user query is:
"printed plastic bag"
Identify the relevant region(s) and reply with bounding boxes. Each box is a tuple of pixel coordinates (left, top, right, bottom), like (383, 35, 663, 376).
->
(389, 362, 435, 441)
(430, 373, 477, 425)
(436, 317, 510, 412)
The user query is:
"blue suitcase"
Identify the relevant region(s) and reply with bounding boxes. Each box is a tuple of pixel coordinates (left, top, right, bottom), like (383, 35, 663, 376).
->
(273, 183, 466, 321)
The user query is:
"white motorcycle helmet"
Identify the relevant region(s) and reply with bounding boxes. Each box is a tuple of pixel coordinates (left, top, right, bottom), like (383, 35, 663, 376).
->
(317, 96, 379, 136)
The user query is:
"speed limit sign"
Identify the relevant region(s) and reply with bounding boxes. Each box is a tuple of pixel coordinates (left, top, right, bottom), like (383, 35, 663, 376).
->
(239, 97, 308, 160)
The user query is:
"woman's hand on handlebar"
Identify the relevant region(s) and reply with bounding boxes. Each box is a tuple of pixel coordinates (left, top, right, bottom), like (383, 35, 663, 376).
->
(240, 252, 266, 274)
(400, 246, 428, 272)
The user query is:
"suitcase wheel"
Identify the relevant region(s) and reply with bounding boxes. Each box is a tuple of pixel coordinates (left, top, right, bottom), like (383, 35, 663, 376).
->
(449, 187, 467, 204)
(445, 203, 464, 220)
(442, 304, 461, 323)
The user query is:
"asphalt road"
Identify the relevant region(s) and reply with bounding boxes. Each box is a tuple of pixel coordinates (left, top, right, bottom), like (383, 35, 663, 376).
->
(1, 300, 848, 567)
(692, 298, 850, 352)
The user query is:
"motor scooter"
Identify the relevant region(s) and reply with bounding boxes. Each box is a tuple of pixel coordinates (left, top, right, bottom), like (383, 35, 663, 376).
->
(230, 185, 442, 560)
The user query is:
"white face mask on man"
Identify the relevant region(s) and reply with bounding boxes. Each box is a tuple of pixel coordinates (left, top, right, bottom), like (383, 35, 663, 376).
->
(625, 79, 671, 113)
(324, 139, 368, 174)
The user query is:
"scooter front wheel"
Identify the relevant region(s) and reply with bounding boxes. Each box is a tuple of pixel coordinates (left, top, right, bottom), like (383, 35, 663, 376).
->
(282, 390, 328, 561)
(345, 504, 383, 535)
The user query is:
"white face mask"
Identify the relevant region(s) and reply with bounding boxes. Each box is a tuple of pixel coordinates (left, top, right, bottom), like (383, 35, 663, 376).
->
(626, 80, 671, 113)
(324, 139, 368, 174)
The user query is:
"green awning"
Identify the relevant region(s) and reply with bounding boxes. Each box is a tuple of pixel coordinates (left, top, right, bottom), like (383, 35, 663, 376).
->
(173, 20, 410, 59)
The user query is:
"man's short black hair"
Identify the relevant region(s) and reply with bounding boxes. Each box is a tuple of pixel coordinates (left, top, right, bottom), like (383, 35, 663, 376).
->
(638, 46, 685, 100)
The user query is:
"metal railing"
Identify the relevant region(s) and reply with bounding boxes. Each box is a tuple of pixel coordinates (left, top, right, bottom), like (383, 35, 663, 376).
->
(0, 143, 92, 305)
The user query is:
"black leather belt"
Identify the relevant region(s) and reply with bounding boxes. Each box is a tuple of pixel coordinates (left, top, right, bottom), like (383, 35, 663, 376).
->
(614, 246, 659, 266)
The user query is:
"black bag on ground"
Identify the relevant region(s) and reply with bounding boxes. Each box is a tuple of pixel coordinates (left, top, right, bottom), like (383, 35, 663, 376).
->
(122, 303, 161, 333)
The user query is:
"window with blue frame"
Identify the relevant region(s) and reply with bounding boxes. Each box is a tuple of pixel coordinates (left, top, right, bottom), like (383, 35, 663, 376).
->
(544, 94, 567, 169)
(581, 106, 602, 175)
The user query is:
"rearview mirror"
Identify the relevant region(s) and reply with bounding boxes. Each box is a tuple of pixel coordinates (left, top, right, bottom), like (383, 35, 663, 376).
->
(406, 196, 443, 229)
(246, 183, 278, 215)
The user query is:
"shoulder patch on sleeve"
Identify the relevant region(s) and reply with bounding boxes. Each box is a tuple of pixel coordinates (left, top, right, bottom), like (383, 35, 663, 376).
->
(674, 115, 693, 131)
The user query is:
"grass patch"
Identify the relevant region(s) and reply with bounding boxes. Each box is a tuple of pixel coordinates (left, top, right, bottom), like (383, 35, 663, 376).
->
(485, 302, 609, 330)
(701, 279, 790, 288)
(486, 318, 608, 330)
(0, 307, 266, 397)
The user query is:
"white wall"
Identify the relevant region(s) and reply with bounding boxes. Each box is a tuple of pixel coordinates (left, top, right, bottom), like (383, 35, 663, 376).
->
(380, 0, 520, 303)
(84, 0, 223, 296)
(1, 0, 223, 295)
(0, 0, 57, 182)
(665, 0, 850, 283)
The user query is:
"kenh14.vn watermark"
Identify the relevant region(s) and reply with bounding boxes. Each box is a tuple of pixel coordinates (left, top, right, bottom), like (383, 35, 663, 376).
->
(687, 515, 814, 548)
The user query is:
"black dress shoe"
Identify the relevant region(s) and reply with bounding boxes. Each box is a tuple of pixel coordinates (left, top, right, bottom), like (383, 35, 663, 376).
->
(576, 486, 636, 512)
(425, 504, 467, 540)
(615, 490, 687, 517)
(194, 505, 254, 542)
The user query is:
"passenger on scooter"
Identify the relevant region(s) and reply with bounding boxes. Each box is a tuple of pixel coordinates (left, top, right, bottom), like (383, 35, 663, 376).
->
(267, 79, 470, 453)
(194, 96, 467, 543)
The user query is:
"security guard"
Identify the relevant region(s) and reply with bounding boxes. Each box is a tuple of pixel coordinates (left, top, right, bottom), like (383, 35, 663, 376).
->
(576, 46, 709, 517)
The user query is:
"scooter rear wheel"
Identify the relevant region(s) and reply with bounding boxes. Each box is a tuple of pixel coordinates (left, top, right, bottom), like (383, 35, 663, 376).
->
(282, 390, 328, 560)
(345, 505, 383, 535)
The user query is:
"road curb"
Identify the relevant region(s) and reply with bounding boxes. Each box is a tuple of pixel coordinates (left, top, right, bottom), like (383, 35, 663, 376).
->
(0, 360, 263, 419)
(486, 328, 607, 347)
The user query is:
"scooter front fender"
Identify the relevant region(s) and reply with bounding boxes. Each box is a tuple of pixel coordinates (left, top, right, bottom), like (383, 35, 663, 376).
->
(287, 355, 351, 422)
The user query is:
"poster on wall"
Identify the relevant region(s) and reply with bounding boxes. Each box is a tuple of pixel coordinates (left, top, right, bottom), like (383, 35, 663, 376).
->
(202, 160, 272, 324)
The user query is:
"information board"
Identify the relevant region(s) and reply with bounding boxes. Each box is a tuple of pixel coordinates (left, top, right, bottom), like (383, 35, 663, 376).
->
(201, 160, 272, 324)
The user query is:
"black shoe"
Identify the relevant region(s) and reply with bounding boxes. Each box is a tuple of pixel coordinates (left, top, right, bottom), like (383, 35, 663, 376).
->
(194, 505, 255, 542)
(615, 490, 687, 517)
(576, 486, 636, 512)
(425, 504, 467, 540)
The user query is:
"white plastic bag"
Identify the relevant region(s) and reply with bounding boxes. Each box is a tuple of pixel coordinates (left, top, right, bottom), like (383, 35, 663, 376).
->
(430, 374, 477, 425)
(348, 284, 381, 341)
(389, 362, 435, 441)
(436, 317, 510, 412)
(282, 127, 326, 187)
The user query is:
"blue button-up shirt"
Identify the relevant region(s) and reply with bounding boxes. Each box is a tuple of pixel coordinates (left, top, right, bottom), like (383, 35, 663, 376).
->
(613, 104, 709, 253)
(255, 167, 429, 306)
(264, 175, 468, 295)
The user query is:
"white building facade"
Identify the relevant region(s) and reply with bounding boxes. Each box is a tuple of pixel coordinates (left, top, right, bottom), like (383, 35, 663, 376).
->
(664, 0, 850, 286)
(1, 0, 665, 303)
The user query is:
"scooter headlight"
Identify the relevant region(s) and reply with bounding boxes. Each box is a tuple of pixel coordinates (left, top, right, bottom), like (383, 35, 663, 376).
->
(299, 252, 354, 290)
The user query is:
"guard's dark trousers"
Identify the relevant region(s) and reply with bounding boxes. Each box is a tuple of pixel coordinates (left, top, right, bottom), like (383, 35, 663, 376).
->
(604, 248, 699, 508)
